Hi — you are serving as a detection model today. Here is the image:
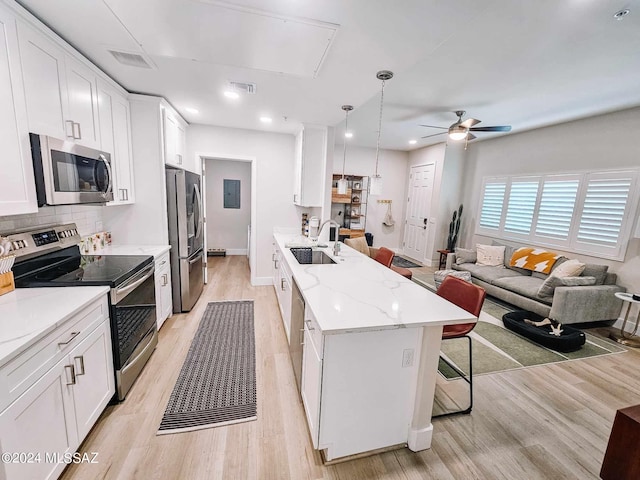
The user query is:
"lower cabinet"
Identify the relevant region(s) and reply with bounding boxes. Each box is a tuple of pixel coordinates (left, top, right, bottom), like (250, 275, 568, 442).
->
(301, 324, 323, 448)
(272, 240, 293, 341)
(0, 316, 114, 480)
(154, 251, 172, 330)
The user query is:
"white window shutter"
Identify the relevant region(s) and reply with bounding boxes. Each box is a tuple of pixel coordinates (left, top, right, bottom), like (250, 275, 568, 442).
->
(479, 180, 506, 230)
(504, 180, 539, 235)
(535, 179, 579, 240)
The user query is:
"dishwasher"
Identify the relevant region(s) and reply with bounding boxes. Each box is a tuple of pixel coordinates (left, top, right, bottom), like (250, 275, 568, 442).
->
(289, 278, 305, 394)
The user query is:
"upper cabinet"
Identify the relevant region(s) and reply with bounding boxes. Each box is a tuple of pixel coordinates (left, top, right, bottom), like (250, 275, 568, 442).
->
(0, 5, 37, 215)
(65, 56, 100, 148)
(294, 124, 326, 207)
(98, 81, 135, 205)
(163, 106, 188, 170)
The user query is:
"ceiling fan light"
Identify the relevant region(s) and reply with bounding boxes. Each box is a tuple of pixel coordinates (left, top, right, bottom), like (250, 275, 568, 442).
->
(337, 178, 348, 195)
(448, 126, 468, 141)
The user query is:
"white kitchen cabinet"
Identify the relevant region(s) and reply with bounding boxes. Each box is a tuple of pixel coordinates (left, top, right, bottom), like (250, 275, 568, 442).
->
(301, 319, 323, 448)
(154, 251, 173, 330)
(294, 124, 327, 207)
(163, 106, 187, 170)
(272, 240, 293, 341)
(0, 5, 37, 216)
(98, 81, 135, 205)
(18, 22, 100, 148)
(0, 296, 113, 480)
(65, 55, 100, 148)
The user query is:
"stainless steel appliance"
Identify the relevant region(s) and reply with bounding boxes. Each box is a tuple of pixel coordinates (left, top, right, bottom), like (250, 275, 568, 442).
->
(290, 278, 305, 393)
(165, 167, 204, 312)
(30, 133, 114, 206)
(9, 224, 157, 401)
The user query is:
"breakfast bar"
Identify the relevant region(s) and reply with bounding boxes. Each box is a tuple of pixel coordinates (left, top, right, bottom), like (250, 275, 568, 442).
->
(272, 233, 476, 461)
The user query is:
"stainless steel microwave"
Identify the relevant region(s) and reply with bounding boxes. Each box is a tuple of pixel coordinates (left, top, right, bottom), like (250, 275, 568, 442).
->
(30, 133, 114, 206)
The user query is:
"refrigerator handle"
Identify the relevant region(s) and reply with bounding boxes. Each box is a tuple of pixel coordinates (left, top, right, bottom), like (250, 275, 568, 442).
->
(194, 183, 204, 241)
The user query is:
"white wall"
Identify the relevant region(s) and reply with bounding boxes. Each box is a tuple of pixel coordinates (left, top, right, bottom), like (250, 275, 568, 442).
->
(333, 145, 409, 249)
(459, 106, 640, 300)
(204, 159, 251, 254)
(187, 124, 298, 283)
(0, 205, 105, 237)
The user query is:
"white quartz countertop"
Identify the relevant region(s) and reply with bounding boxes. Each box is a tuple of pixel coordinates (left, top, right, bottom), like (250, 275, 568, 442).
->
(273, 233, 476, 334)
(0, 286, 110, 367)
(89, 244, 170, 258)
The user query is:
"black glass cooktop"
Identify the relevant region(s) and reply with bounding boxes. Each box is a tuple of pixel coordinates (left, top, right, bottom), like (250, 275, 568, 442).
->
(14, 246, 153, 288)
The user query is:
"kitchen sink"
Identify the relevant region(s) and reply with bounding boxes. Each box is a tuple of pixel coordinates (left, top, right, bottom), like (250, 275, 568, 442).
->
(289, 247, 336, 265)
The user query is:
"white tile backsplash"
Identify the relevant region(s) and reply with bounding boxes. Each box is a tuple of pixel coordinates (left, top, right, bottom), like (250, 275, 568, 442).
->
(0, 205, 105, 236)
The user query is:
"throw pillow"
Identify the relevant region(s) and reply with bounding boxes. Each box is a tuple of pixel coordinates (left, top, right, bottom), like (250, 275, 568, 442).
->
(538, 275, 596, 298)
(509, 247, 561, 274)
(581, 264, 609, 285)
(455, 247, 477, 265)
(492, 240, 531, 275)
(552, 258, 586, 278)
(476, 244, 505, 267)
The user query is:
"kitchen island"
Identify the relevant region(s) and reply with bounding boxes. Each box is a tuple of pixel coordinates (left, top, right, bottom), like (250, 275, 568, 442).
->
(272, 233, 476, 461)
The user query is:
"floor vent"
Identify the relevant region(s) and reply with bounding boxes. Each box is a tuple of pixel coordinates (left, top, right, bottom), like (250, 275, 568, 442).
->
(208, 248, 227, 257)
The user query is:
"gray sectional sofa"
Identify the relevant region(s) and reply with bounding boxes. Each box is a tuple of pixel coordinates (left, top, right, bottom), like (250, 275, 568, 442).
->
(445, 246, 625, 325)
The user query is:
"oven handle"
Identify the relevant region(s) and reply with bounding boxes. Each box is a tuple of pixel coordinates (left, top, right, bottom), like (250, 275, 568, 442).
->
(99, 153, 113, 199)
(112, 263, 154, 304)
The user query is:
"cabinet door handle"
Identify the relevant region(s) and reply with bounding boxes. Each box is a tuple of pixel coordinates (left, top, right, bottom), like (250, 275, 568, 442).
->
(73, 122, 82, 140)
(65, 120, 75, 139)
(65, 364, 76, 385)
(300, 328, 305, 346)
(176, 153, 182, 164)
(274, 259, 279, 269)
(162, 274, 168, 286)
(272, 253, 276, 262)
(305, 319, 314, 331)
(124, 189, 129, 201)
(160, 260, 167, 266)
(58, 331, 80, 346)
(74, 356, 85, 376)
(281, 278, 286, 291)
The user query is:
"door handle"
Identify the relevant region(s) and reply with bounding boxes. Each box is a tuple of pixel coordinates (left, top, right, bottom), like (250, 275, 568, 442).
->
(65, 120, 75, 138)
(281, 278, 286, 291)
(58, 331, 80, 346)
(73, 122, 82, 140)
(300, 328, 305, 346)
(65, 364, 76, 385)
(74, 356, 85, 376)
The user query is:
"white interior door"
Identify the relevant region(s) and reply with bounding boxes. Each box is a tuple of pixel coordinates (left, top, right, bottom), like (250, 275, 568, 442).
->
(403, 164, 435, 261)
(201, 159, 208, 284)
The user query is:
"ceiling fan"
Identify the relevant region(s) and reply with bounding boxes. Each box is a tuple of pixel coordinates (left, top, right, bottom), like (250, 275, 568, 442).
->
(420, 110, 511, 141)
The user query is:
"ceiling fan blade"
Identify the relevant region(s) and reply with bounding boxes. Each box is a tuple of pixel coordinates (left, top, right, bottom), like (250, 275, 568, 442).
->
(469, 125, 512, 132)
(460, 118, 480, 128)
(467, 133, 477, 140)
(421, 132, 446, 139)
(419, 124, 448, 129)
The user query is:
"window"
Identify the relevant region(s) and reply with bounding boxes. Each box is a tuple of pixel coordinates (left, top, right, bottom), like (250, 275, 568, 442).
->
(476, 170, 638, 260)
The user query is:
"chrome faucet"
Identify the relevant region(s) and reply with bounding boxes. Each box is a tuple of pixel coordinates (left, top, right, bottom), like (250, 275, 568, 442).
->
(317, 219, 341, 255)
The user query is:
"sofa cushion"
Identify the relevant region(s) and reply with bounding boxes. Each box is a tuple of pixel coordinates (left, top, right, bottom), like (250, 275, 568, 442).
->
(492, 276, 551, 305)
(454, 263, 523, 284)
(552, 259, 586, 277)
(582, 264, 609, 285)
(455, 247, 477, 264)
(538, 275, 597, 298)
(491, 241, 531, 276)
(476, 244, 505, 266)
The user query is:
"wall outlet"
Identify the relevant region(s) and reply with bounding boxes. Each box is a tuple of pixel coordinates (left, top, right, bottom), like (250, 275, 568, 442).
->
(402, 348, 414, 368)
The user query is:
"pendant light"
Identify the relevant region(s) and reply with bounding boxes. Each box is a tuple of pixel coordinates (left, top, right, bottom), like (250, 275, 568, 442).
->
(369, 70, 393, 196)
(337, 105, 353, 195)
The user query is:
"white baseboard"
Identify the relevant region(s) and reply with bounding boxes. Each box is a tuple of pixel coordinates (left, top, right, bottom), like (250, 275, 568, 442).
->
(252, 276, 273, 286)
(407, 424, 433, 452)
(226, 249, 247, 255)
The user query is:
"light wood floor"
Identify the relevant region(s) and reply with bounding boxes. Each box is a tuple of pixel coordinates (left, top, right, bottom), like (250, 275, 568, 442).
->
(61, 256, 640, 480)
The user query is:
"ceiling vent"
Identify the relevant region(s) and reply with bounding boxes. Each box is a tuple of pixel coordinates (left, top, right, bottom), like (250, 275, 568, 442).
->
(229, 81, 257, 94)
(108, 49, 156, 69)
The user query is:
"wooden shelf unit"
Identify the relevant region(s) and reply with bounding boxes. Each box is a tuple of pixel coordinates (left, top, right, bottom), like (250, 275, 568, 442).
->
(331, 175, 368, 240)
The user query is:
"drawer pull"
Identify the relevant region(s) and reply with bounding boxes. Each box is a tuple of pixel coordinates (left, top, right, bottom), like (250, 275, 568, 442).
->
(58, 331, 80, 346)
(65, 365, 76, 385)
(74, 356, 85, 376)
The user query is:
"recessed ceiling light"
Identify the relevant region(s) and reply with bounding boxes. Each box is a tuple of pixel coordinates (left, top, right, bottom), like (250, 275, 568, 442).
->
(613, 9, 630, 20)
(185, 107, 199, 114)
(345, 132, 353, 138)
(409, 140, 417, 145)
(260, 116, 272, 123)
(224, 90, 240, 99)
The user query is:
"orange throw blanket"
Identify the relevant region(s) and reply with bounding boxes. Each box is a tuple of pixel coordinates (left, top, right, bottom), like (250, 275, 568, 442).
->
(509, 247, 561, 274)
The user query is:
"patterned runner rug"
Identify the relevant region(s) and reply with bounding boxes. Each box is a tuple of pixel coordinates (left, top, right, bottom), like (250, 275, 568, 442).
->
(158, 300, 256, 434)
(392, 255, 422, 268)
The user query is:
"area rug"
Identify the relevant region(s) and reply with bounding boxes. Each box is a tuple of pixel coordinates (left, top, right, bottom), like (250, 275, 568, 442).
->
(411, 273, 626, 378)
(392, 255, 422, 268)
(158, 300, 256, 434)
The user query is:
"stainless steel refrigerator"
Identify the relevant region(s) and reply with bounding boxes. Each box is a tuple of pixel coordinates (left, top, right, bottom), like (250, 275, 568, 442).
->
(166, 167, 205, 312)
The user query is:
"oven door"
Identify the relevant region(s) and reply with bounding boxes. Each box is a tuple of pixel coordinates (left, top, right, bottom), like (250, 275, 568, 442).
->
(110, 262, 157, 371)
(31, 133, 114, 206)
